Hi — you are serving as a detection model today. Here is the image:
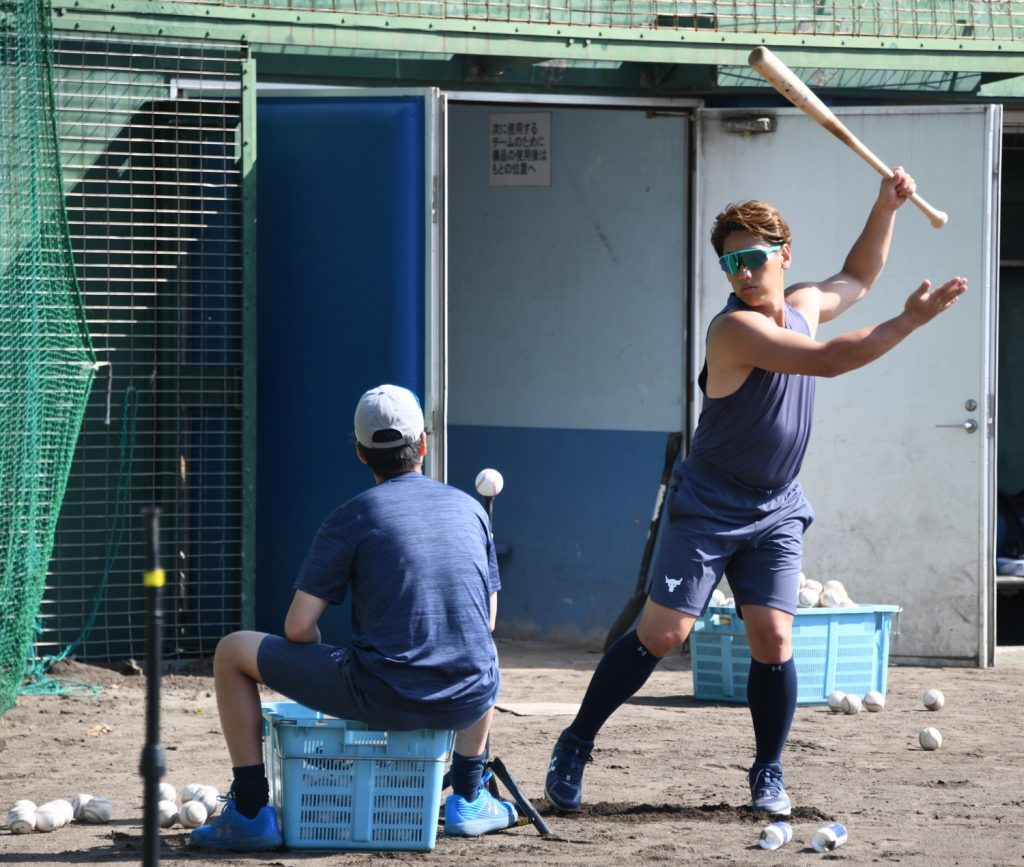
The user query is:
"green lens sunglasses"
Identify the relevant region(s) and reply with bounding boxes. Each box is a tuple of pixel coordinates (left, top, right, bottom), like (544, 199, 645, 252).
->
(718, 244, 782, 275)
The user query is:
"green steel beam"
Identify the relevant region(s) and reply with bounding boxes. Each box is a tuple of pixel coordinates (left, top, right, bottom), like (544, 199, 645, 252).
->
(52, 1, 1024, 74)
(239, 48, 257, 631)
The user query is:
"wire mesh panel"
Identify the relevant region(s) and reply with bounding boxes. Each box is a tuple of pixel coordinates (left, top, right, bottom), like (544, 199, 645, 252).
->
(0, 0, 96, 713)
(40, 35, 245, 665)
(153, 0, 1024, 41)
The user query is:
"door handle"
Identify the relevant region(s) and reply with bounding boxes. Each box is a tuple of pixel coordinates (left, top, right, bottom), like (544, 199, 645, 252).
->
(935, 419, 978, 433)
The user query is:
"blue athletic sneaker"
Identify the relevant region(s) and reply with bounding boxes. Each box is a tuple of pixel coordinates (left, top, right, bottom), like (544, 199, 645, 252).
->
(190, 800, 283, 852)
(544, 729, 593, 812)
(444, 787, 518, 836)
(748, 764, 792, 816)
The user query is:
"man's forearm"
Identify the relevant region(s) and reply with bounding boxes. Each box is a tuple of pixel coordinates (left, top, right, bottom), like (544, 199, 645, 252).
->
(820, 310, 916, 377)
(841, 199, 898, 289)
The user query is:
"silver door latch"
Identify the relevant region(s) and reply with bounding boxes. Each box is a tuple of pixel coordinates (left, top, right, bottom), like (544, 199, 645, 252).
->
(935, 419, 978, 433)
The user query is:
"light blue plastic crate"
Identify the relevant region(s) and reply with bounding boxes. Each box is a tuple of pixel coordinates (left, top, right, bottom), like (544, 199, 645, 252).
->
(689, 604, 901, 705)
(261, 701, 452, 851)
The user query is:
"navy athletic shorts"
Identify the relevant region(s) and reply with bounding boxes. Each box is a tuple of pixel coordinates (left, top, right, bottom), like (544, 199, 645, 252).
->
(256, 636, 493, 732)
(647, 456, 814, 616)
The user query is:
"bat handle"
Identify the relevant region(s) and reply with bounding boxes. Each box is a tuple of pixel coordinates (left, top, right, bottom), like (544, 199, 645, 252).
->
(909, 192, 948, 229)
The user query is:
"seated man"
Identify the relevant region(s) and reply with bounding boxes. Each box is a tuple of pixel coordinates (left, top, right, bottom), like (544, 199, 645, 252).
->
(192, 384, 516, 851)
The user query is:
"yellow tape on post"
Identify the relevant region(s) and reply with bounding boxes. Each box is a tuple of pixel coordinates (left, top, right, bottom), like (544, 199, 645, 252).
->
(143, 569, 166, 588)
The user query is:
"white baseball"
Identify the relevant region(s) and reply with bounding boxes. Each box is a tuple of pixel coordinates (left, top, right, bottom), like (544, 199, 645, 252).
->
(8, 806, 36, 834)
(474, 468, 504, 498)
(823, 579, 846, 594)
(178, 800, 208, 829)
(158, 782, 177, 804)
(841, 694, 862, 715)
(803, 578, 823, 593)
(819, 588, 845, 608)
(35, 803, 68, 832)
(826, 691, 846, 713)
(722, 596, 735, 607)
(196, 785, 220, 817)
(798, 571, 807, 587)
(863, 690, 885, 712)
(922, 688, 945, 711)
(798, 587, 820, 608)
(70, 794, 95, 820)
(919, 726, 943, 750)
(80, 796, 113, 824)
(181, 782, 206, 803)
(158, 799, 179, 828)
(710, 588, 726, 606)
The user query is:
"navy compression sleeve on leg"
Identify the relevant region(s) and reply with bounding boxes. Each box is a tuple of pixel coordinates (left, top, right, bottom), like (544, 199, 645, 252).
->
(568, 629, 663, 744)
(746, 656, 797, 765)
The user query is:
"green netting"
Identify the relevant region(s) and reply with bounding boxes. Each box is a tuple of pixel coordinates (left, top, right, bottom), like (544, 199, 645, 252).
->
(0, 0, 96, 714)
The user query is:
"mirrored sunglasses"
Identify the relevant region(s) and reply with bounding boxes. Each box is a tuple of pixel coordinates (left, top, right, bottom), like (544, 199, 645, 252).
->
(718, 244, 782, 276)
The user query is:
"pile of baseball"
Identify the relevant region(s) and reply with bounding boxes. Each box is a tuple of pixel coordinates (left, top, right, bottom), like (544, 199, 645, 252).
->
(798, 574, 857, 608)
(5, 794, 112, 834)
(157, 783, 221, 829)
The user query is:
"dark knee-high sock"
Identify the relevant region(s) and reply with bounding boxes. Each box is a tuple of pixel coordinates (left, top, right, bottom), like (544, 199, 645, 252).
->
(746, 657, 797, 766)
(231, 763, 270, 819)
(567, 629, 663, 744)
(449, 750, 488, 802)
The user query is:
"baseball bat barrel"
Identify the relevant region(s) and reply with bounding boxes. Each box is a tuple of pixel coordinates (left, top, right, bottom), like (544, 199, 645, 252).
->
(747, 47, 948, 229)
(141, 506, 166, 867)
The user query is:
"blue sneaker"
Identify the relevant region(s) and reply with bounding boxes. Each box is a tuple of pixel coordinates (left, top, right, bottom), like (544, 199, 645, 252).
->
(444, 787, 517, 836)
(748, 764, 792, 816)
(544, 729, 593, 812)
(190, 800, 283, 852)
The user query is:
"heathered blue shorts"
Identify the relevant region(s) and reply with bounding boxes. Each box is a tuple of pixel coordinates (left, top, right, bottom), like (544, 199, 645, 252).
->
(256, 635, 494, 732)
(647, 456, 814, 616)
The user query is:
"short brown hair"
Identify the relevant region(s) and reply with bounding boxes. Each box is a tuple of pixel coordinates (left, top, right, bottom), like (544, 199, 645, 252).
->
(710, 200, 791, 256)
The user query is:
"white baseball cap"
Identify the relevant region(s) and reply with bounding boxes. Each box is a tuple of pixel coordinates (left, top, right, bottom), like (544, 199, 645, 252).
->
(354, 384, 425, 449)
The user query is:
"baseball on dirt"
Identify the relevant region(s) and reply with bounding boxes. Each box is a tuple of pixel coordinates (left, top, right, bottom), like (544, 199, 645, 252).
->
(919, 726, 943, 750)
(474, 468, 504, 498)
(863, 690, 885, 712)
(8, 803, 37, 834)
(158, 782, 177, 804)
(179, 800, 208, 828)
(196, 785, 220, 816)
(70, 794, 95, 820)
(158, 799, 179, 828)
(826, 691, 846, 713)
(841, 694, 862, 715)
(80, 796, 113, 824)
(922, 688, 945, 711)
(35, 802, 69, 832)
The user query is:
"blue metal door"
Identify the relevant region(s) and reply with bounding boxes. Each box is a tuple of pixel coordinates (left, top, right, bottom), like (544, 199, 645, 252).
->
(255, 91, 442, 644)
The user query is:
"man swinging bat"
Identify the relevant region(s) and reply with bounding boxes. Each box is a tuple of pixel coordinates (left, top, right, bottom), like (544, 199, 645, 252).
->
(545, 169, 967, 816)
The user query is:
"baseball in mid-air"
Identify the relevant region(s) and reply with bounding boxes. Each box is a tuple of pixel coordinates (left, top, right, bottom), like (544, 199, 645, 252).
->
(919, 726, 943, 750)
(841, 694, 862, 715)
(922, 688, 945, 711)
(863, 690, 885, 712)
(475, 468, 504, 498)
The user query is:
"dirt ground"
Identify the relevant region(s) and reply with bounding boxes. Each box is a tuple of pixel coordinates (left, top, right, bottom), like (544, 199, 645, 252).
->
(2, 639, 1023, 867)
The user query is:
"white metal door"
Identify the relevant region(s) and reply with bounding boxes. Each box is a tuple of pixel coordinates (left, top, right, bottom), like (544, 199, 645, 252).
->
(695, 105, 1000, 665)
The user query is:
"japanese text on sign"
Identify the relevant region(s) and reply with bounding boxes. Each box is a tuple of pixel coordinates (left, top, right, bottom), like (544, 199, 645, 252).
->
(488, 112, 551, 187)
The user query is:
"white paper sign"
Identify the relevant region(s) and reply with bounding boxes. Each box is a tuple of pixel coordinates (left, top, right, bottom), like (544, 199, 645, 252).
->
(488, 112, 551, 187)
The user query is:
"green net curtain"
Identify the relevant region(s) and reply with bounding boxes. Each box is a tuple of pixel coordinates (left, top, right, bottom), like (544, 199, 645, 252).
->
(0, 0, 96, 714)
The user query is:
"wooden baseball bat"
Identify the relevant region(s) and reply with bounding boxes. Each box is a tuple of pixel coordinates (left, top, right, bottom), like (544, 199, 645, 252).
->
(748, 46, 948, 229)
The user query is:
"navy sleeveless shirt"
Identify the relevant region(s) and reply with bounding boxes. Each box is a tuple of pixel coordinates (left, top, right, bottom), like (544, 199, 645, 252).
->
(689, 293, 816, 492)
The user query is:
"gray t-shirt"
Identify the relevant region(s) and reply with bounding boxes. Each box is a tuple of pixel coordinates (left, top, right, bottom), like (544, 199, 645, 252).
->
(295, 471, 501, 718)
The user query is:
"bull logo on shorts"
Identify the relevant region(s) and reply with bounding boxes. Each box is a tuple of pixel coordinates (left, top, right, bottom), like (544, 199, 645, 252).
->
(664, 576, 683, 593)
